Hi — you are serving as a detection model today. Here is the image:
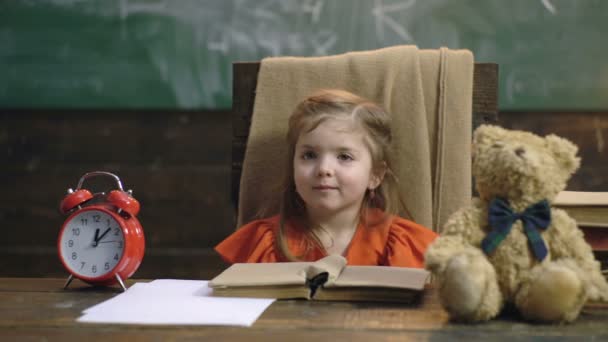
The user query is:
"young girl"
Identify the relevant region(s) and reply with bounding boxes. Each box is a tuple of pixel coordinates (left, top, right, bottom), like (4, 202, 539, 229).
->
(215, 89, 437, 267)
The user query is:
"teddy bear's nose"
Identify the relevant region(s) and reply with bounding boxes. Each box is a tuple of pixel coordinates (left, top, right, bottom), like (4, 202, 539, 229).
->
(515, 147, 526, 157)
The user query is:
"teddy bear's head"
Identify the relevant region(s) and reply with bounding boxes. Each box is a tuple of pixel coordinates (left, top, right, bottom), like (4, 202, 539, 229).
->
(472, 125, 580, 209)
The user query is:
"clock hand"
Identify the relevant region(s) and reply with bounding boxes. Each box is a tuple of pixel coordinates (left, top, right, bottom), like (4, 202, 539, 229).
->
(93, 228, 100, 247)
(96, 228, 112, 243)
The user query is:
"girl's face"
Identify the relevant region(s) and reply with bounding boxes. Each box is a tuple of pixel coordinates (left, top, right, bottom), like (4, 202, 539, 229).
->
(293, 118, 382, 220)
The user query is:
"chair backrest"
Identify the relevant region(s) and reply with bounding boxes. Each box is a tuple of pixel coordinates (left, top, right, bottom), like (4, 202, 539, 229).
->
(231, 62, 498, 213)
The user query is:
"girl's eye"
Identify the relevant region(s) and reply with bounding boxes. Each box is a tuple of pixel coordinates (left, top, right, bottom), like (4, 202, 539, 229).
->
(337, 153, 353, 161)
(301, 151, 316, 160)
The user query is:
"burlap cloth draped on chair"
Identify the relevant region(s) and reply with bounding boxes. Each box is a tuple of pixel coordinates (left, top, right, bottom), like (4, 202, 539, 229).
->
(237, 46, 474, 232)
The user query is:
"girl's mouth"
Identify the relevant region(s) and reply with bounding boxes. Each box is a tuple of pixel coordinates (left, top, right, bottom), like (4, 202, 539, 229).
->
(313, 185, 337, 190)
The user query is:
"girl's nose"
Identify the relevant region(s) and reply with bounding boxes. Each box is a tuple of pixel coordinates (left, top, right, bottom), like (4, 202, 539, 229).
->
(317, 168, 332, 177)
(316, 158, 333, 177)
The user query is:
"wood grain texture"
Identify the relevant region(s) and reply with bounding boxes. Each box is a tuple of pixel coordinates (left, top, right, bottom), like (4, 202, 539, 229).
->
(1, 278, 608, 341)
(2, 110, 231, 163)
(0, 164, 234, 249)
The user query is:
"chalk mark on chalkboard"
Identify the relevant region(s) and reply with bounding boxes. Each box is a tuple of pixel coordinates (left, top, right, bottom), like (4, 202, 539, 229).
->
(208, 29, 229, 54)
(119, 0, 172, 20)
(301, 0, 324, 24)
(311, 31, 337, 55)
(506, 68, 552, 104)
(541, 0, 557, 15)
(372, 0, 416, 43)
(222, 0, 340, 57)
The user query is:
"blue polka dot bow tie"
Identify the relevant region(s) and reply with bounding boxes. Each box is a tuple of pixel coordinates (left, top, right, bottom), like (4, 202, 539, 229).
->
(481, 197, 551, 261)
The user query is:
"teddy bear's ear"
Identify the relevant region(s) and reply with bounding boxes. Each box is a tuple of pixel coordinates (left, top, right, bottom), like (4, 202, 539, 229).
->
(545, 134, 581, 174)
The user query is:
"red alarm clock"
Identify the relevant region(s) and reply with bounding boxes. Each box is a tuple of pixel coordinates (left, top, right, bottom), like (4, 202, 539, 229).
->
(58, 171, 145, 291)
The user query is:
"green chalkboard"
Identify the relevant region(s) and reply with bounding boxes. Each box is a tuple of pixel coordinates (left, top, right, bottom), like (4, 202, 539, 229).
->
(1, 0, 607, 110)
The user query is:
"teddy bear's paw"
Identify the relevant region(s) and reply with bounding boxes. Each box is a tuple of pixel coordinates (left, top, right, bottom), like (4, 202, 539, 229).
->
(516, 264, 586, 323)
(591, 280, 608, 302)
(584, 266, 608, 302)
(439, 253, 501, 321)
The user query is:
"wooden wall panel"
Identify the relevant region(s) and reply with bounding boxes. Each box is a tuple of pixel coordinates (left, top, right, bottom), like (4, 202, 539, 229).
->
(0, 200, 233, 248)
(2, 165, 230, 203)
(0, 109, 234, 278)
(2, 107, 607, 278)
(3, 111, 230, 164)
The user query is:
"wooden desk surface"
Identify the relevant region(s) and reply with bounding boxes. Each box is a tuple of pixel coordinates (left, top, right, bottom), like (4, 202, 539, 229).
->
(2, 278, 608, 341)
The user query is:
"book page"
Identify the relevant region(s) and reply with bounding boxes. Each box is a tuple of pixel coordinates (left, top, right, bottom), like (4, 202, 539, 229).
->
(209, 262, 312, 287)
(554, 191, 608, 206)
(306, 255, 347, 282)
(212, 284, 312, 300)
(562, 206, 608, 227)
(325, 266, 429, 290)
(313, 285, 421, 303)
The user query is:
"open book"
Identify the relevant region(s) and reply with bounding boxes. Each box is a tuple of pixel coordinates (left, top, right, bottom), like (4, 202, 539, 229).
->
(209, 255, 430, 303)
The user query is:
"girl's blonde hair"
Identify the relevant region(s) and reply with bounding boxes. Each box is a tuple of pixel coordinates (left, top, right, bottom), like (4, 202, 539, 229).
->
(276, 89, 411, 261)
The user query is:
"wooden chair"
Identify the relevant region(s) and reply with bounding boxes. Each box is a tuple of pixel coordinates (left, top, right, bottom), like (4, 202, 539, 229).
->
(231, 62, 499, 211)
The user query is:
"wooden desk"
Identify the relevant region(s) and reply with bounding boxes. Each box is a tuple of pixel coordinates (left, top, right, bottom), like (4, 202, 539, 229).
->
(2, 278, 608, 341)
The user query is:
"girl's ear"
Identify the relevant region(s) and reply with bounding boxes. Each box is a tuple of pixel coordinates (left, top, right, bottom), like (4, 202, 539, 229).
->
(369, 162, 387, 189)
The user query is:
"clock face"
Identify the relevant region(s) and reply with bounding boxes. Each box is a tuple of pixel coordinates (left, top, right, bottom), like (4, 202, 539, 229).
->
(59, 209, 125, 278)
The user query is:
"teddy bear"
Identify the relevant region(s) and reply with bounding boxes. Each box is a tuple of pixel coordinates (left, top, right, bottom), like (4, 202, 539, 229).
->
(424, 124, 608, 323)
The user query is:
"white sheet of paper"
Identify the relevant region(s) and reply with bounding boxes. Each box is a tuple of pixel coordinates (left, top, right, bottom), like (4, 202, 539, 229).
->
(77, 279, 275, 326)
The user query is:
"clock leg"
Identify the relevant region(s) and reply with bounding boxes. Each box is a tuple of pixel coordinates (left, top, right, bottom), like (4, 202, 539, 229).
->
(115, 274, 128, 292)
(63, 274, 74, 289)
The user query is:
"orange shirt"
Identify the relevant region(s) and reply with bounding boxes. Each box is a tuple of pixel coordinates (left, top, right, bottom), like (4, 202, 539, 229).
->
(215, 212, 438, 268)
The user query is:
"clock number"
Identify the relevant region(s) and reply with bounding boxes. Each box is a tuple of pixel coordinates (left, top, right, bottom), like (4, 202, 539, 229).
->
(113, 227, 120, 236)
(114, 254, 119, 260)
(107, 219, 111, 226)
(68, 240, 74, 247)
(72, 228, 80, 236)
(104, 262, 110, 270)
(92, 265, 97, 273)
(81, 218, 87, 226)
(93, 215, 100, 222)
(80, 262, 85, 269)
(71, 252, 77, 260)
(118, 241, 123, 249)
